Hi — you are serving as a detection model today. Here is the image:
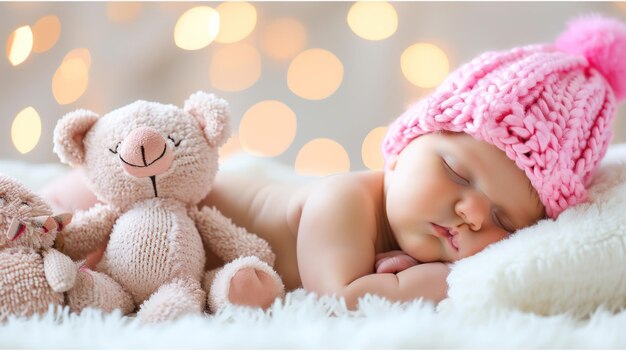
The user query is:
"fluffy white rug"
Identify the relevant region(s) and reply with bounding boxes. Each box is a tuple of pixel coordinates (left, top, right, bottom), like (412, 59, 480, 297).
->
(2, 146, 626, 348)
(1, 291, 626, 348)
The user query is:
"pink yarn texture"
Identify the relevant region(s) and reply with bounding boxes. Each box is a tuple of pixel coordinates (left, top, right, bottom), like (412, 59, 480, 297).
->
(382, 15, 626, 218)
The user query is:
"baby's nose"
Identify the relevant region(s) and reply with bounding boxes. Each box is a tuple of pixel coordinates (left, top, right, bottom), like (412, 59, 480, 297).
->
(119, 127, 173, 178)
(455, 192, 488, 231)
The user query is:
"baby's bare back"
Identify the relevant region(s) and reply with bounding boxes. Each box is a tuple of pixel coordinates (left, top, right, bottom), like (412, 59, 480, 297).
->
(201, 170, 393, 292)
(201, 172, 305, 290)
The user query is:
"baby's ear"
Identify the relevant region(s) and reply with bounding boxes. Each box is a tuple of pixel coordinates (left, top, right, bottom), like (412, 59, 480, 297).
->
(183, 91, 231, 148)
(53, 109, 99, 167)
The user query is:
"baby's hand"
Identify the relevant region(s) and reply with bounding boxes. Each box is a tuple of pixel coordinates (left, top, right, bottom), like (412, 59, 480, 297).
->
(375, 250, 419, 274)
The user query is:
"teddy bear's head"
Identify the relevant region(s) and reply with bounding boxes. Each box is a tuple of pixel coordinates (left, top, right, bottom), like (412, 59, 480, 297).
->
(53, 92, 230, 210)
(0, 174, 64, 250)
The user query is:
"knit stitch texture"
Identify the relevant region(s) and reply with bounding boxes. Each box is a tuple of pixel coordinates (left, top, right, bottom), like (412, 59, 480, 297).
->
(0, 174, 75, 320)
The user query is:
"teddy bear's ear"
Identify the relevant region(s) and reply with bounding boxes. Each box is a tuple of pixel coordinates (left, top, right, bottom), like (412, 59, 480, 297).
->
(183, 91, 231, 148)
(53, 109, 99, 167)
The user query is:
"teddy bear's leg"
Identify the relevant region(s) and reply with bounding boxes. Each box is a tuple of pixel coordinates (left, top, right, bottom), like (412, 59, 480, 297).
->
(208, 256, 285, 313)
(202, 267, 219, 292)
(66, 267, 134, 314)
(137, 277, 206, 323)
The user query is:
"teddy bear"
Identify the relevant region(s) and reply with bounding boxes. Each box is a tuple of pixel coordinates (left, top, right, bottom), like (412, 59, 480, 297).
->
(52, 91, 285, 322)
(0, 173, 80, 319)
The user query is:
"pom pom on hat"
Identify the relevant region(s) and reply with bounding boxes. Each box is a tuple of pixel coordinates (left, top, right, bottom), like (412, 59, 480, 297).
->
(555, 14, 626, 101)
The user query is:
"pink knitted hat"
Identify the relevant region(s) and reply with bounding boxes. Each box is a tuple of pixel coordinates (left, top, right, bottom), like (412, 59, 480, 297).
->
(382, 15, 626, 218)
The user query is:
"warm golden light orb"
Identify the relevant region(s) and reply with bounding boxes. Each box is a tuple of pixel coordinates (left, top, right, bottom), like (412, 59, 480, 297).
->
(174, 6, 220, 50)
(347, 2, 398, 41)
(11, 107, 41, 154)
(7, 25, 33, 66)
(288, 49, 344, 100)
(52, 53, 90, 105)
(215, 2, 257, 43)
(295, 138, 350, 176)
(32, 15, 61, 53)
(64, 48, 92, 69)
(362, 126, 388, 170)
(239, 100, 297, 157)
(401, 43, 449, 88)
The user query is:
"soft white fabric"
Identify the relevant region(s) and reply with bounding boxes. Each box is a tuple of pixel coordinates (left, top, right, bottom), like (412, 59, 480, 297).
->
(1, 294, 626, 348)
(2, 145, 626, 347)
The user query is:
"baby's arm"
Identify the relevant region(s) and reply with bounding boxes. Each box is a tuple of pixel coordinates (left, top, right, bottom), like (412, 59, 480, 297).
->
(297, 179, 448, 309)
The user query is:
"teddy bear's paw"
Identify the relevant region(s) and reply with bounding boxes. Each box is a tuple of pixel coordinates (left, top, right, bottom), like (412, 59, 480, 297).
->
(66, 268, 134, 314)
(229, 267, 283, 309)
(137, 278, 206, 324)
(209, 256, 285, 312)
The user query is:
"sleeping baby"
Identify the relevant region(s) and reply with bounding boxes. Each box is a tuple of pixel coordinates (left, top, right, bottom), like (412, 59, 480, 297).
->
(42, 15, 626, 309)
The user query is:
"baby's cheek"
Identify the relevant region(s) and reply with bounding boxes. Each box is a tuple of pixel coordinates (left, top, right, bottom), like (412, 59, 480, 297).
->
(409, 176, 452, 213)
(462, 230, 508, 258)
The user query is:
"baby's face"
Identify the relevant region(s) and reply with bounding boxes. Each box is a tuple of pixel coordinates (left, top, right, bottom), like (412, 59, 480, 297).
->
(384, 132, 545, 262)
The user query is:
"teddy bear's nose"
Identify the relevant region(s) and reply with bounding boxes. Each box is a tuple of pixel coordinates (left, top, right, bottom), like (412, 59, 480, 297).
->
(119, 127, 173, 178)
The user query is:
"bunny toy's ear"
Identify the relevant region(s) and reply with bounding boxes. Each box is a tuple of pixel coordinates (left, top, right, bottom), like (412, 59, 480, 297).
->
(53, 109, 99, 167)
(183, 91, 231, 148)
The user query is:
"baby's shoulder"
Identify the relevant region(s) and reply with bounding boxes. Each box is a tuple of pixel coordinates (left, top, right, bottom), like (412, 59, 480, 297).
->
(287, 171, 384, 237)
(299, 171, 382, 212)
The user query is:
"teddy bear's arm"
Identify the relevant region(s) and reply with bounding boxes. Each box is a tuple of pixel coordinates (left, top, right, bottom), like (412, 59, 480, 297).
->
(43, 248, 77, 293)
(191, 206, 276, 265)
(55, 203, 118, 260)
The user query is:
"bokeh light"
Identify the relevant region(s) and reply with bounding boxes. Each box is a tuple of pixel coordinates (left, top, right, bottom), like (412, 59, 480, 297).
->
(174, 6, 220, 50)
(615, 2, 626, 12)
(239, 100, 297, 157)
(347, 2, 398, 41)
(295, 138, 350, 176)
(11, 107, 41, 154)
(288, 49, 344, 100)
(210, 43, 261, 92)
(361, 126, 388, 170)
(219, 133, 242, 159)
(401, 43, 449, 88)
(106, 2, 143, 23)
(63, 48, 92, 69)
(32, 15, 61, 53)
(52, 49, 91, 105)
(6, 25, 33, 66)
(215, 1, 257, 43)
(260, 17, 306, 60)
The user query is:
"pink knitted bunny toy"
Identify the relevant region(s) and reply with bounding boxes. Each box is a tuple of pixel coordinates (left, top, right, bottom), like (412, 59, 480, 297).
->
(0, 174, 74, 319)
(53, 92, 284, 322)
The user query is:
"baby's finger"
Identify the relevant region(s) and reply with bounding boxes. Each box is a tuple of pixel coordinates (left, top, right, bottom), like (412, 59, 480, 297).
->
(374, 250, 408, 262)
(375, 254, 419, 274)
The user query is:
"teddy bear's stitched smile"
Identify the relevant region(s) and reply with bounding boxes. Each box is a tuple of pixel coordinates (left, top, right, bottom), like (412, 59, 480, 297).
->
(118, 145, 168, 168)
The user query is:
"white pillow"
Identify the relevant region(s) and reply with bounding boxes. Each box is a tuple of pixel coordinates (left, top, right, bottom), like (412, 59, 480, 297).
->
(442, 144, 626, 317)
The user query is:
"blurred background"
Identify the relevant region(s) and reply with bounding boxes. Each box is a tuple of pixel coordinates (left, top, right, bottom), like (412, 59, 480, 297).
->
(1, 2, 625, 175)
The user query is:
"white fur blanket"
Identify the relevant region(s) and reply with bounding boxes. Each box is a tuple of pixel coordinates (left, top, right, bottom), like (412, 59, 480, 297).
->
(1, 145, 626, 348)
